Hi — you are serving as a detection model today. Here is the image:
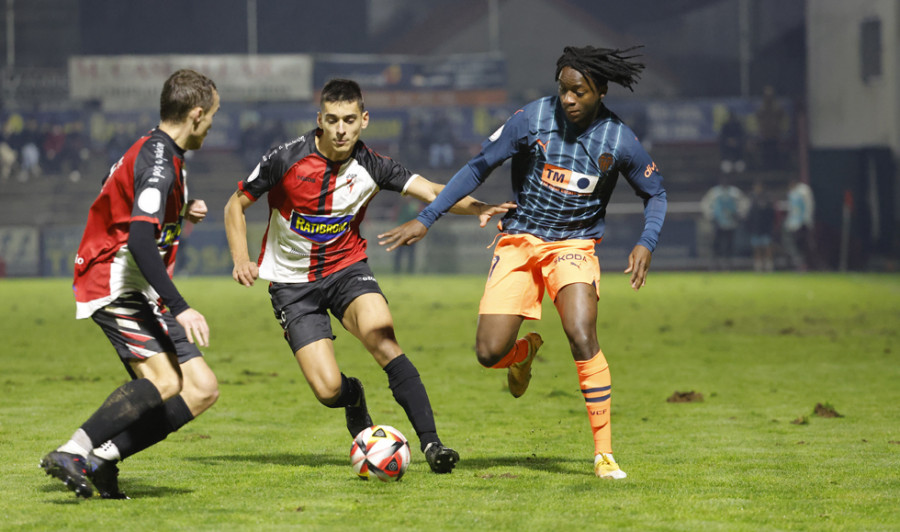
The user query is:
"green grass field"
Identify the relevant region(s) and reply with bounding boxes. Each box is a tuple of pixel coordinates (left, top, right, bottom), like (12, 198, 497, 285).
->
(2, 273, 899, 531)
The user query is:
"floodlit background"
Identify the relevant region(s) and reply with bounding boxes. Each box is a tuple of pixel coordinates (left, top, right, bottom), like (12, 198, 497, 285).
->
(0, 0, 897, 277)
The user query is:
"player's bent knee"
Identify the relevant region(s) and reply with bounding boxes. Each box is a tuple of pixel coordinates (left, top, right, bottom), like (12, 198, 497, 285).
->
(186, 379, 219, 412)
(475, 344, 502, 368)
(150, 375, 184, 401)
(312, 382, 342, 406)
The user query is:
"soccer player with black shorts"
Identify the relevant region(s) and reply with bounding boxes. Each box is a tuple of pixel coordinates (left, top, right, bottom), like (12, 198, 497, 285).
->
(224, 78, 513, 474)
(380, 46, 668, 479)
(40, 69, 221, 498)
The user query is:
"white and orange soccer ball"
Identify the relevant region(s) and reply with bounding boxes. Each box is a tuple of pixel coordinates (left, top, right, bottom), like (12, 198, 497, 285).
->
(350, 425, 411, 482)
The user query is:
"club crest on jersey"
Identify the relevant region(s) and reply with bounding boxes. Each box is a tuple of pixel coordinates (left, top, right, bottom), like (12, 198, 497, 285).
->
(290, 211, 352, 244)
(598, 153, 614, 173)
(540, 163, 599, 195)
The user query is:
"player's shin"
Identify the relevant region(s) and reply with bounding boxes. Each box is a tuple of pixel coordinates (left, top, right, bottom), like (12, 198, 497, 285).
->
(576, 350, 612, 455)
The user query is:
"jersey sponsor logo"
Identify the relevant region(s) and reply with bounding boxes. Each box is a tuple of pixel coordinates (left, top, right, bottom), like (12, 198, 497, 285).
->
(540, 163, 599, 195)
(554, 252, 590, 268)
(598, 153, 614, 173)
(158, 222, 181, 249)
(289, 211, 353, 244)
(644, 161, 659, 178)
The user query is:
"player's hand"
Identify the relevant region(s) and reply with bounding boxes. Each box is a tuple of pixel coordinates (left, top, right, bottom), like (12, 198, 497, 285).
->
(186, 199, 208, 224)
(175, 308, 209, 347)
(378, 220, 428, 252)
(232, 259, 259, 287)
(477, 201, 517, 227)
(624, 244, 652, 291)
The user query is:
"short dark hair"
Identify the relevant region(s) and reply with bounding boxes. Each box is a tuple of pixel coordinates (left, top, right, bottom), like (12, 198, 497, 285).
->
(159, 69, 217, 123)
(555, 45, 645, 92)
(321, 78, 365, 112)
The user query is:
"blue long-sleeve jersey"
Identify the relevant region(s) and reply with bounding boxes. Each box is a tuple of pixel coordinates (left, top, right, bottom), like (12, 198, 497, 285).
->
(418, 96, 667, 251)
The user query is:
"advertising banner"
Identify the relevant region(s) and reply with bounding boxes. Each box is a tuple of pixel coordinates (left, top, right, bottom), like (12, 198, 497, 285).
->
(69, 55, 315, 108)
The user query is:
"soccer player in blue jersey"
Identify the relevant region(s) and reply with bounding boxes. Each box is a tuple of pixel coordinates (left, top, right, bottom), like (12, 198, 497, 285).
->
(379, 45, 667, 479)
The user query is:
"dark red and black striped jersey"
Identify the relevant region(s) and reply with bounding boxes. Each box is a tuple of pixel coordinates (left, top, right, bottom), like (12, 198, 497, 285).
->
(239, 128, 417, 282)
(73, 129, 188, 318)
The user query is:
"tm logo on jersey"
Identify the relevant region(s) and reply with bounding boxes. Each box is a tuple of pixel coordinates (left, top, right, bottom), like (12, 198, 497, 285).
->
(290, 211, 352, 244)
(540, 163, 599, 195)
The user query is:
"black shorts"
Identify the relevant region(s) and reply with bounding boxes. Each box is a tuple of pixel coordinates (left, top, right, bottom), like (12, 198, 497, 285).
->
(268, 261, 385, 353)
(91, 292, 203, 377)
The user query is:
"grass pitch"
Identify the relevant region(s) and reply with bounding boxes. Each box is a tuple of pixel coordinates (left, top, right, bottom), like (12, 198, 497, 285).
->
(2, 272, 899, 531)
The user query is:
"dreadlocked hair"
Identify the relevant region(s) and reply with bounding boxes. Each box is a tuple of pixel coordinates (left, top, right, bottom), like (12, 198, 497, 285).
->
(555, 45, 645, 92)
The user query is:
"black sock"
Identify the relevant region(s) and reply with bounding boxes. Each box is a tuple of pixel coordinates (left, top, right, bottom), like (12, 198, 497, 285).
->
(384, 355, 439, 452)
(110, 395, 195, 460)
(80, 378, 163, 447)
(325, 374, 361, 408)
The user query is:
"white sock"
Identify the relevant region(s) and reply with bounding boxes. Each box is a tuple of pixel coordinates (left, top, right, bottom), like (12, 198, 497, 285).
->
(92, 441, 121, 462)
(56, 429, 91, 457)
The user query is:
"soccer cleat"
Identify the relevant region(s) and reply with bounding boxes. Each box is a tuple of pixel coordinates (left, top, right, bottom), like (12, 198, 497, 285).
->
(86, 452, 129, 499)
(594, 453, 627, 479)
(508, 332, 543, 398)
(345, 377, 373, 438)
(424, 442, 459, 474)
(40, 451, 93, 498)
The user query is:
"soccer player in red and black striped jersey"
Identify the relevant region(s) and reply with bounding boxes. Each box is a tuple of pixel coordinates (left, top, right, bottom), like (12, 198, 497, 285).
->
(41, 70, 221, 498)
(380, 46, 668, 479)
(225, 79, 513, 474)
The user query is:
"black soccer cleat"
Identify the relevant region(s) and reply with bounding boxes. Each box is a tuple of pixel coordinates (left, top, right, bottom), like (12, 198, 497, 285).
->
(40, 451, 93, 498)
(86, 451, 129, 499)
(345, 377, 373, 438)
(424, 442, 459, 474)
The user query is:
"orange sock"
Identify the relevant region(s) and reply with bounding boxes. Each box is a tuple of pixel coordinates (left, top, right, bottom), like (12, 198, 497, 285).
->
(489, 338, 530, 369)
(575, 349, 612, 455)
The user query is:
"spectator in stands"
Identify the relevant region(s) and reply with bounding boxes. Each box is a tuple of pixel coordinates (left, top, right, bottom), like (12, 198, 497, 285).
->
(701, 175, 749, 270)
(18, 118, 43, 182)
(427, 112, 456, 169)
(718, 109, 746, 173)
(782, 178, 815, 272)
(392, 197, 421, 274)
(240, 113, 267, 171)
(262, 119, 287, 152)
(0, 120, 18, 182)
(746, 180, 775, 272)
(62, 121, 90, 182)
(755, 85, 787, 170)
(400, 115, 428, 168)
(106, 123, 133, 166)
(42, 123, 68, 175)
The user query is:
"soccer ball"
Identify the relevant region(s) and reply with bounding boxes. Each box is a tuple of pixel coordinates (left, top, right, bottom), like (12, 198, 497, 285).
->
(350, 425, 411, 482)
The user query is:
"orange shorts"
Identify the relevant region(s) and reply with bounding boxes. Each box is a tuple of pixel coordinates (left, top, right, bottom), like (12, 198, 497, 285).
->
(479, 234, 601, 320)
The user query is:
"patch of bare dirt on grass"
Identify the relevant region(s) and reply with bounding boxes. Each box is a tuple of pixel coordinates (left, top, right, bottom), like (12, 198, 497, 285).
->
(666, 390, 704, 403)
(813, 403, 843, 418)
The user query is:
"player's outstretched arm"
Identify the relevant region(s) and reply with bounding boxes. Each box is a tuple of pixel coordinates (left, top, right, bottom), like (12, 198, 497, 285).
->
(224, 190, 259, 287)
(624, 244, 652, 291)
(378, 220, 428, 252)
